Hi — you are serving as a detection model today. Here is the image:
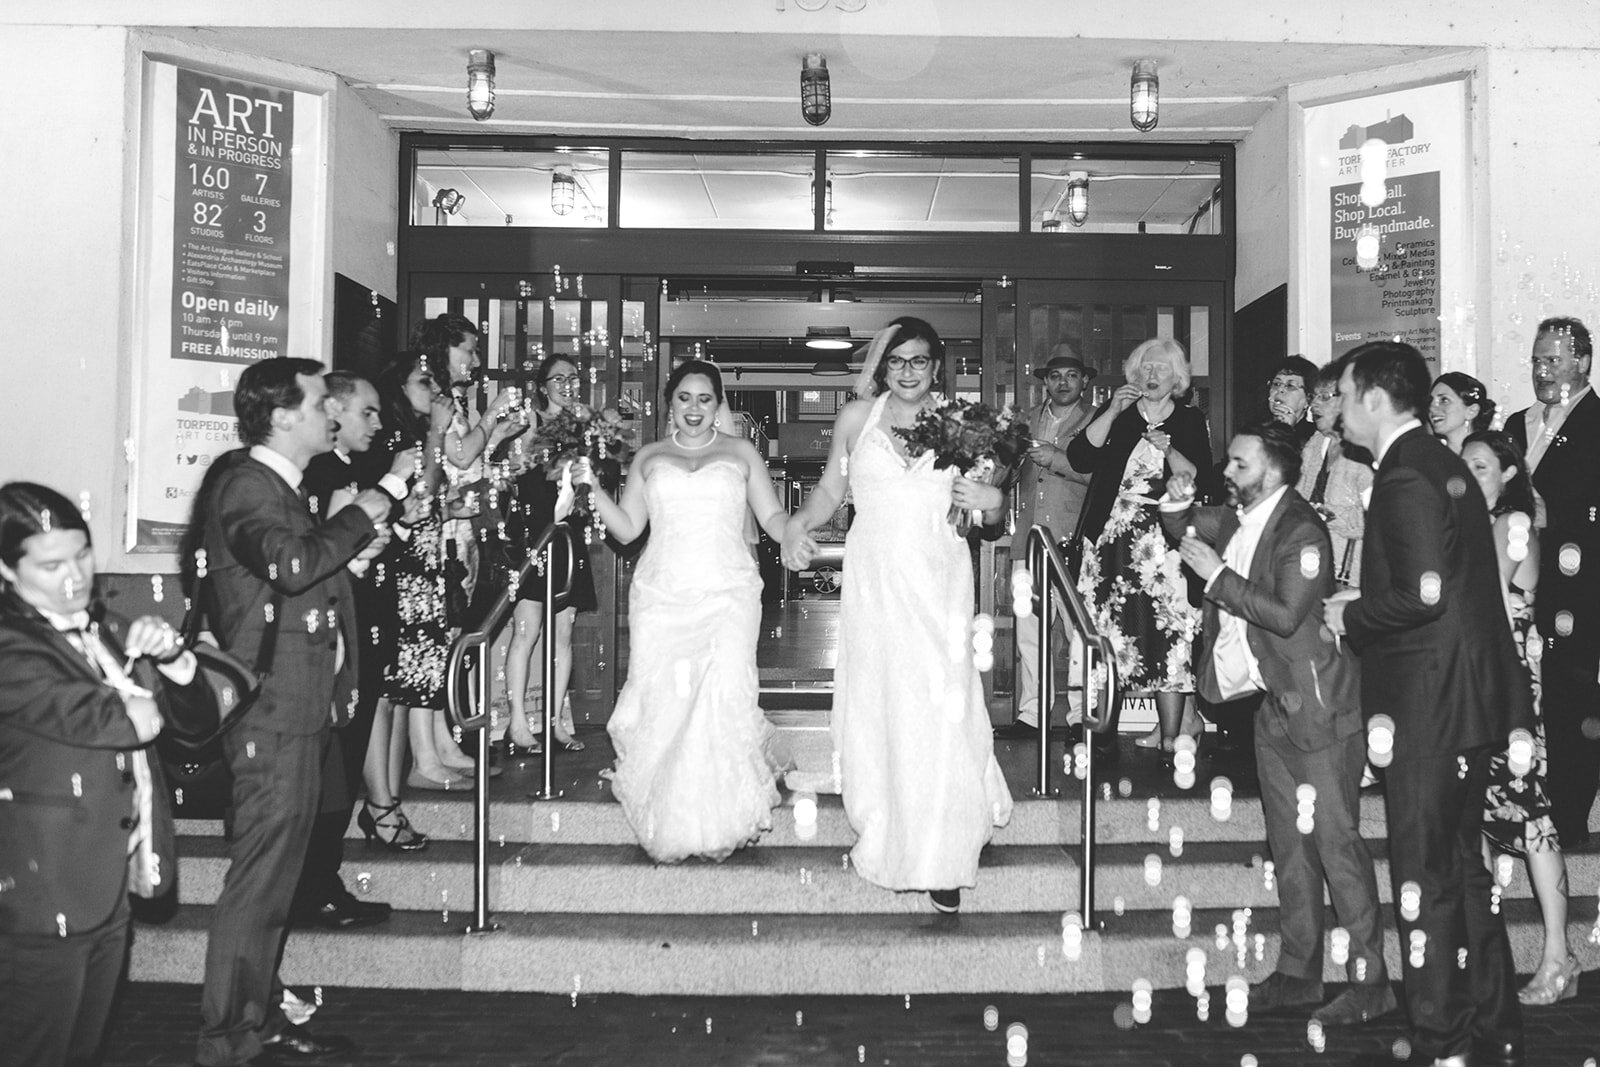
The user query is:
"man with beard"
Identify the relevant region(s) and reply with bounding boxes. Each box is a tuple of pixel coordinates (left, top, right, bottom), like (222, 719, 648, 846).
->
(996, 345, 1097, 741)
(1162, 420, 1392, 1029)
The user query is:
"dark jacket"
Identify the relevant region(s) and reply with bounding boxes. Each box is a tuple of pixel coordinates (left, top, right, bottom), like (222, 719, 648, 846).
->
(1343, 427, 1533, 759)
(200, 450, 374, 734)
(1508, 389, 1600, 664)
(1065, 399, 1216, 549)
(0, 602, 216, 935)
(1162, 489, 1361, 752)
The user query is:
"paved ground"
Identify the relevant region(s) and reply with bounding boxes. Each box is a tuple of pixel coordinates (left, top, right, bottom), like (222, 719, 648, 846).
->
(106, 978, 1600, 1066)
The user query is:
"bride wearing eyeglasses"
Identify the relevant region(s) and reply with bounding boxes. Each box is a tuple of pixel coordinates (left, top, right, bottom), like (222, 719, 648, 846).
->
(781, 316, 1013, 915)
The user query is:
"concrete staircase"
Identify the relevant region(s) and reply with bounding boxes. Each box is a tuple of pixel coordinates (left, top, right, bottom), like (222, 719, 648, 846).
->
(129, 743, 1600, 995)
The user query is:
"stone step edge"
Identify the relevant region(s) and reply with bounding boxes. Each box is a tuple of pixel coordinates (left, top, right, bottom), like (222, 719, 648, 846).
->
(127, 898, 1598, 995)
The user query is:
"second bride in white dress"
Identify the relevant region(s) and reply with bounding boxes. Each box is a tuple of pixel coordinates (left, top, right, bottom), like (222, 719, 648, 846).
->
(585, 359, 788, 863)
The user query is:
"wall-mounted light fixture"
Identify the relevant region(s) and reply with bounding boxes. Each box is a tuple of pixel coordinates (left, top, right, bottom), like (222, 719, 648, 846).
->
(805, 326, 854, 351)
(467, 49, 496, 121)
(1130, 59, 1159, 132)
(1041, 214, 1062, 233)
(801, 53, 831, 127)
(1066, 172, 1089, 226)
(551, 166, 577, 216)
(432, 188, 465, 224)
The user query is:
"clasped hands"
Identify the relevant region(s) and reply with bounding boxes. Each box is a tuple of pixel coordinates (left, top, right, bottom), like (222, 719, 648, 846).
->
(1163, 472, 1223, 582)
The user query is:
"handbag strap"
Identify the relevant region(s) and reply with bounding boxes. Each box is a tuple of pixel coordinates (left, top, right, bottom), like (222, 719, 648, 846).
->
(181, 568, 284, 675)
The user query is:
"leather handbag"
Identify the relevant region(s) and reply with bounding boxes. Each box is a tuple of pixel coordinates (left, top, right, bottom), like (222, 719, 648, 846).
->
(156, 582, 282, 818)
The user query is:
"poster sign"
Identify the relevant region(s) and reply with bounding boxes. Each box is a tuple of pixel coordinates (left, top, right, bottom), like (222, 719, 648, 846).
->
(172, 69, 293, 367)
(127, 61, 326, 557)
(1299, 80, 1471, 373)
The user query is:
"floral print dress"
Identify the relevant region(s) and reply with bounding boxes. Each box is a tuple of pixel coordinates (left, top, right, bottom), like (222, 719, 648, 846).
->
(1483, 579, 1559, 855)
(1077, 435, 1201, 693)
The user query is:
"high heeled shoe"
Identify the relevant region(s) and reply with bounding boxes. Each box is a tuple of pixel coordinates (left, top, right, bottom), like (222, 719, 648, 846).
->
(357, 800, 428, 852)
(1518, 955, 1581, 1005)
(405, 768, 470, 791)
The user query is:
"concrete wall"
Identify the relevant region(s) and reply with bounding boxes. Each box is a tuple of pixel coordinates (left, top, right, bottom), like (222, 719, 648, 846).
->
(331, 80, 399, 300)
(1234, 94, 1289, 312)
(0, 26, 135, 536)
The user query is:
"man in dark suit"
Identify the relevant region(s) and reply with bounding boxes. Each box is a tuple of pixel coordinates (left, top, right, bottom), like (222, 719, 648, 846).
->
(290, 371, 416, 931)
(1506, 316, 1600, 850)
(1162, 420, 1393, 1029)
(1324, 342, 1533, 1067)
(196, 358, 391, 1066)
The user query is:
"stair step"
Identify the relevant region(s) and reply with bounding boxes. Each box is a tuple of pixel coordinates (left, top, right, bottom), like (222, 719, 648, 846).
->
(177, 793, 1392, 848)
(128, 897, 1600, 995)
(168, 836, 1593, 915)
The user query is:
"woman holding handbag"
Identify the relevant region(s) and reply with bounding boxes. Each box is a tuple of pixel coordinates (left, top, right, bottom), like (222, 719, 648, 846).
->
(0, 482, 216, 1067)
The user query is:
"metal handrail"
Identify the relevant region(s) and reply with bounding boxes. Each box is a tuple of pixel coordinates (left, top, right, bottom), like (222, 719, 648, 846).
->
(445, 520, 575, 934)
(1025, 524, 1120, 931)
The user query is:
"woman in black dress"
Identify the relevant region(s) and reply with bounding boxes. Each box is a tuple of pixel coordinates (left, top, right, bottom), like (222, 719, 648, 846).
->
(1066, 338, 1215, 753)
(504, 353, 597, 753)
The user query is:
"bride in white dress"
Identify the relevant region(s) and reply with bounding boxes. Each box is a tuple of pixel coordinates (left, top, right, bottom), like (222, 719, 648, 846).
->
(583, 359, 788, 863)
(782, 317, 1014, 913)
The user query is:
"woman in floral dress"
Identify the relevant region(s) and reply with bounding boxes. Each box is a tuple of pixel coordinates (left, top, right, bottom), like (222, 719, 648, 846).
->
(1462, 430, 1579, 1005)
(1066, 339, 1215, 752)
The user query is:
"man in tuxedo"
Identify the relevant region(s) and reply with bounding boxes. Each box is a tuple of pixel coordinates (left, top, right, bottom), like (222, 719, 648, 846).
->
(1506, 316, 1600, 849)
(1162, 421, 1391, 1027)
(997, 346, 1096, 741)
(290, 371, 415, 931)
(1324, 342, 1532, 1067)
(196, 359, 391, 1066)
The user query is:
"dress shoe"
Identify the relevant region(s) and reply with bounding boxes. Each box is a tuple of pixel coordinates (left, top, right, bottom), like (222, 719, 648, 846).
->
(993, 719, 1040, 741)
(1311, 982, 1397, 1026)
(1470, 1037, 1522, 1067)
(293, 895, 391, 930)
(1090, 737, 1120, 766)
(260, 1023, 355, 1059)
(928, 888, 961, 914)
(1248, 970, 1323, 1013)
(405, 768, 469, 791)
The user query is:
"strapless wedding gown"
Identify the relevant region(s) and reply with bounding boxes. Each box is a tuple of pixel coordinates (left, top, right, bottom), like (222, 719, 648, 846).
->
(606, 460, 780, 862)
(833, 395, 1014, 891)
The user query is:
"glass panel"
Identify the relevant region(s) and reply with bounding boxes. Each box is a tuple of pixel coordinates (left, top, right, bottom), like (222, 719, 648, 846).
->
(412, 147, 610, 227)
(825, 153, 1018, 232)
(1029, 158, 1222, 235)
(619, 151, 813, 229)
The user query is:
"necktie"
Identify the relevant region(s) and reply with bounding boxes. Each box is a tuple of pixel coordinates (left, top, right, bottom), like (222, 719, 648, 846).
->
(1309, 439, 1337, 505)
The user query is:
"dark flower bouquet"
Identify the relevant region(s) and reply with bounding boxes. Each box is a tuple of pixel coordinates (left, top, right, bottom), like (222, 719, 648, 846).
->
(520, 404, 631, 524)
(893, 398, 1032, 533)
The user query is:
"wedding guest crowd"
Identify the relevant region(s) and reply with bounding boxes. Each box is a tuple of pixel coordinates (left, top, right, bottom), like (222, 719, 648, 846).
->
(7, 310, 1598, 1066)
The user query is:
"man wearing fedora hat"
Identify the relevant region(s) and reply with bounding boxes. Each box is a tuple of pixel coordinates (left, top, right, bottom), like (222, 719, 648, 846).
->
(996, 343, 1098, 740)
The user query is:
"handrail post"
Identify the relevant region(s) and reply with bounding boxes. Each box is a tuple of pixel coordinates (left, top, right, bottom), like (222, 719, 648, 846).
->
(466, 646, 498, 934)
(1031, 533, 1052, 798)
(1080, 640, 1097, 931)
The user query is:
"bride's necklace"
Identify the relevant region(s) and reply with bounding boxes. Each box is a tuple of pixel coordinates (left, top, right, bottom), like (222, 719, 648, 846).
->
(884, 397, 929, 428)
(672, 428, 716, 451)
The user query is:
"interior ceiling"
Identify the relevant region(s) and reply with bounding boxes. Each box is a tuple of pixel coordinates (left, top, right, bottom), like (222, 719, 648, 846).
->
(167, 27, 1458, 141)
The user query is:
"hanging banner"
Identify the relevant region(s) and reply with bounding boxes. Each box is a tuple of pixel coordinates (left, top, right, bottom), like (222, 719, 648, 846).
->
(127, 61, 326, 557)
(1299, 79, 1471, 373)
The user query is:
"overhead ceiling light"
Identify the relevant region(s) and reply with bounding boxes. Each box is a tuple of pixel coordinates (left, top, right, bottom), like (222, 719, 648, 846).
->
(811, 357, 852, 376)
(801, 53, 831, 127)
(551, 165, 576, 216)
(466, 49, 496, 121)
(1130, 59, 1159, 132)
(432, 188, 465, 224)
(1066, 172, 1089, 226)
(805, 325, 854, 350)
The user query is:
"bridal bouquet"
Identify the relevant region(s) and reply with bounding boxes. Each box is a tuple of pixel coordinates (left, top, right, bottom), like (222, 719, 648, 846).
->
(893, 398, 1032, 534)
(521, 404, 631, 522)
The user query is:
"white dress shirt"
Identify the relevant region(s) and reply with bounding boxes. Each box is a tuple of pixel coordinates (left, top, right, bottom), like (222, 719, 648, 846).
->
(1207, 484, 1288, 700)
